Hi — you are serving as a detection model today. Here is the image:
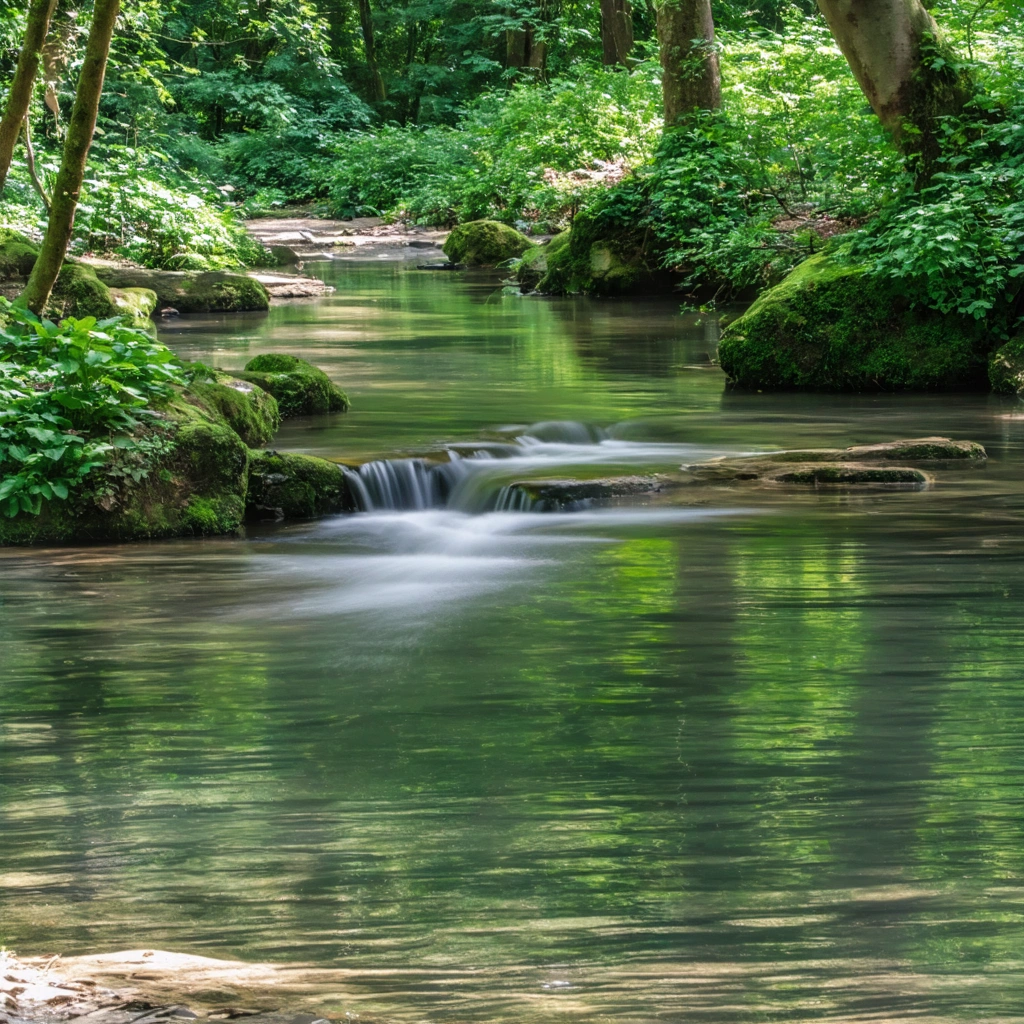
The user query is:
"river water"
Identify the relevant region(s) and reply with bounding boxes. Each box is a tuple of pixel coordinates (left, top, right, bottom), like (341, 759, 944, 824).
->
(2, 260, 1023, 1023)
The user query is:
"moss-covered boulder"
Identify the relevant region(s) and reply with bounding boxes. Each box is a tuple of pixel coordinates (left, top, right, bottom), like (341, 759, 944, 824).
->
(238, 354, 349, 416)
(247, 449, 352, 521)
(515, 241, 552, 292)
(0, 228, 41, 280)
(443, 220, 534, 267)
(187, 370, 281, 446)
(111, 286, 159, 322)
(0, 388, 251, 546)
(989, 335, 1024, 394)
(531, 217, 668, 296)
(717, 253, 993, 391)
(92, 267, 270, 313)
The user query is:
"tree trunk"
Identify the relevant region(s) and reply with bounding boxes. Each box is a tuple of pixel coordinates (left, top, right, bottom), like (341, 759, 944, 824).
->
(0, 0, 58, 189)
(356, 0, 386, 104)
(601, 0, 634, 66)
(816, 0, 972, 164)
(506, 27, 546, 71)
(20, 0, 120, 316)
(656, 0, 721, 128)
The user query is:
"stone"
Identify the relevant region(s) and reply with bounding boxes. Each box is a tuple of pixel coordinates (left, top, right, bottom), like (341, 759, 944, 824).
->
(989, 334, 1024, 394)
(762, 437, 987, 463)
(92, 267, 270, 314)
(246, 449, 352, 520)
(717, 253, 993, 391)
(266, 244, 302, 265)
(511, 475, 665, 508)
(442, 220, 534, 267)
(238, 354, 349, 417)
(767, 465, 931, 486)
(186, 371, 282, 447)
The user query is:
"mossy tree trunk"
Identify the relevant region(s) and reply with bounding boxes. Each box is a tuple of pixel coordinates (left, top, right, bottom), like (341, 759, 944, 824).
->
(0, 0, 58, 190)
(20, 0, 120, 316)
(356, 0, 386, 104)
(816, 0, 972, 168)
(656, 0, 721, 128)
(601, 0, 634, 66)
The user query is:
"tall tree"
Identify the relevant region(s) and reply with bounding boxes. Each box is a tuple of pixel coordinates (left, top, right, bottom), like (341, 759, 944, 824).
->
(356, 0, 387, 103)
(0, 0, 59, 190)
(600, 0, 633, 66)
(656, 0, 720, 128)
(816, 0, 972, 167)
(20, 0, 121, 316)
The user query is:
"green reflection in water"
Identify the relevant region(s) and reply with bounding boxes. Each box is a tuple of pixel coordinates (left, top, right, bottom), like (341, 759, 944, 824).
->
(1, 260, 1023, 1023)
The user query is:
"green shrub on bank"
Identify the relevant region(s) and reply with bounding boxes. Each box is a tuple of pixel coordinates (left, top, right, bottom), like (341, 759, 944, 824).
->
(0, 301, 187, 518)
(329, 64, 662, 226)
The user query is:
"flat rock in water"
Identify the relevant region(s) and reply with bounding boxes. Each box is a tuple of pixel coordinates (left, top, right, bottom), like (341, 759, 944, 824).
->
(511, 475, 665, 506)
(763, 436, 987, 464)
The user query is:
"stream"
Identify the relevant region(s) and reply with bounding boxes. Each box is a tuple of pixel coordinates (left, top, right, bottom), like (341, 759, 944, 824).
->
(2, 260, 1023, 1023)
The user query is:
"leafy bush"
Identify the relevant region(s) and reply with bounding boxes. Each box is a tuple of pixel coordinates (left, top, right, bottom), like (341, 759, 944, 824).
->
(329, 63, 663, 226)
(0, 301, 187, 517)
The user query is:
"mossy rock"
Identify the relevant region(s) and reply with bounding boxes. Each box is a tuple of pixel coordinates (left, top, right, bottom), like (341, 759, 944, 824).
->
(717, 253, 992, 391)
(443, 220, 534, 267)
(516, 242, 551, 292)
(47, 264, 119, 321)
(247, 449, 352, 521)
(238, 353, 349, 417)
(0, 389, 250, 546)
(187, 370, 281, 446)
(989, 334, 1024, 394)
(93, 267, 270, 313)
(0, 228, 41, 280)
(110, 286, 158, 322)
(533, 218, 668, 296)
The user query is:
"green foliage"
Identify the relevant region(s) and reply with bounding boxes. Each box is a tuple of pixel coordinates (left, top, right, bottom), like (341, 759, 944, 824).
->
(0, 300, 187, 518)
(837, 89, 1024, 326)
(329, 64, 662, 225)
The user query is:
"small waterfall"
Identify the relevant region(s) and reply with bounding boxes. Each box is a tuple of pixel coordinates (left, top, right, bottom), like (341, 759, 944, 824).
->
(494, 484, 537, 512)
(344, 455, 473, 512)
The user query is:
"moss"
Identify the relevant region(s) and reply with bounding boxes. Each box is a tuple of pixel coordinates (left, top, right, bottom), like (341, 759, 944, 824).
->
(0, 228, 41, 280)
(47, 264, 119, 320)
(769, 465, 930, 486)
(534, 216, 666, 296)
(989, 334, 1024, 394)
(110, 286, 158, 324)
(0, 388, 251, 546)
(247, 449, 352, 520)
(516, 243, 551, 293)
(92, 267, 271, 313)
(443, 220, 534, 267)
(187, 371, 281, 446)
(239, 353, 349, 416)
(717, 253, 992, 391)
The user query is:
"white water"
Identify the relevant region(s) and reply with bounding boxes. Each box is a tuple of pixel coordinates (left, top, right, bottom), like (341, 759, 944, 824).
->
(342, 420, 738, 514)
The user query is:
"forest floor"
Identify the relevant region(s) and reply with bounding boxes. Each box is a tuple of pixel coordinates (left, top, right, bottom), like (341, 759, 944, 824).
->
(1, 949, 347, 1024)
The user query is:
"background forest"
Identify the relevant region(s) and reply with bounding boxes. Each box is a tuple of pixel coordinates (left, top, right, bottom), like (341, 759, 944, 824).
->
(0, 0, 1019, 308)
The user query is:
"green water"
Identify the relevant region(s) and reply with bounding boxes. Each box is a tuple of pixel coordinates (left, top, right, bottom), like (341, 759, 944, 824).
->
(2, 261, 1023, 1022)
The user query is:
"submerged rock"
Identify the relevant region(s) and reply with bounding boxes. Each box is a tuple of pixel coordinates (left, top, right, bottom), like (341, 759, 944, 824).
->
(238, 354, 349, 416)
(717, 253, 993, 391)
(93, 266, 270, 314)
(247, 449, 352, 520)
(443, 219, 534, 267)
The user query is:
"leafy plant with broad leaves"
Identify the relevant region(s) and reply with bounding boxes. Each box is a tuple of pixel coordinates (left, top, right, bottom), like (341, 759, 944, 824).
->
(0, 301, 187, 518)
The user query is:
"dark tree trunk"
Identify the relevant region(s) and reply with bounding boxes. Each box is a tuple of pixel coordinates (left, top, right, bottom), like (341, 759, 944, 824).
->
(816, 0, 972, 167)
(601, 0, 634, 66)
(506, 28, 546, 71)
(20, 0, 120, 316)
(656, 0, 721, 128)
(0, 0, 58, 189)
(357, 0, 386, 104)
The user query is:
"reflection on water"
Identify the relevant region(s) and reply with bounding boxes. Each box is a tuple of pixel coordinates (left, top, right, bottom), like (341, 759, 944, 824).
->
(2, 261, 1023, 1023)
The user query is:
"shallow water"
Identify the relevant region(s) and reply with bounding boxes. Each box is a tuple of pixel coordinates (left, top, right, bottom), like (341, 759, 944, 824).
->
(2, 262, 1024, 1023)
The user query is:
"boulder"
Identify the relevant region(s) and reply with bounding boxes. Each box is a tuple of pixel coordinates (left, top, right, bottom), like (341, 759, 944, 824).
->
(717, 253, 992, 391)
(0, 387, 251, 545)
(989, 334, 1024, 394)
(238, 354, 349, 416)
(0, 227, 41, 279)
(247, 449, 352, 521)
(442, 219, 534, 267)
(764, 437, 987, 463)
(509, 475, 665, 509)
(92, 267, 270, 313)
(529, 217, 669, 296)
(186, 369, 281, 446)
